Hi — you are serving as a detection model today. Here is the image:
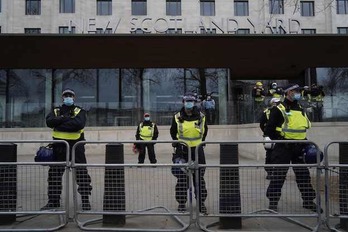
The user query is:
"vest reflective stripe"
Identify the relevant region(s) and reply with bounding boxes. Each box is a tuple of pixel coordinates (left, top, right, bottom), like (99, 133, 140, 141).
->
(139, 122, 155, 141)
(312, 94, 324, 102)
(254, 96, 264, 102)
(264, 108, 271, 120)
(275, 104, 311, 140)
(52, 107, 84, 140)
(175, 112, 205, 147)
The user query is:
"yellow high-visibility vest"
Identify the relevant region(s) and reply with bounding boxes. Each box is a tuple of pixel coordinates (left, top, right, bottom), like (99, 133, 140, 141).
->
(275, 104, 311, 140)
(139, 122, 155, 141)
(52, 107, 84, 140)
(175, 112, 205, 147)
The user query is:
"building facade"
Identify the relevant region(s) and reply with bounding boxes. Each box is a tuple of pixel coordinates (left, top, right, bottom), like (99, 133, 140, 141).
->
(0, 0, 348, 34)
(0, 0, 348, 128)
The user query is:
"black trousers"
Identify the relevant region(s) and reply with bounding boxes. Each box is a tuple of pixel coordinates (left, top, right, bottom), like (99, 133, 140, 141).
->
(266, 143, 316, 203)
(265, 148, 273, 175)
(175, 145, 207, 209)
(47, 139, 92, 201)
(138, 143, 157, 164)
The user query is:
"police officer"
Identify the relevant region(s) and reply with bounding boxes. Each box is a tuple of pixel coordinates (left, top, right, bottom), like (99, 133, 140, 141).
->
(310, 84, 325, 122)
(265, 84, 322, 213)
(135, 113, 159, 164)
(259, 97, 281, 179)
(252, 82, 266, 122)
(42, 88, 92, 210)
(170, 93, 208, 214)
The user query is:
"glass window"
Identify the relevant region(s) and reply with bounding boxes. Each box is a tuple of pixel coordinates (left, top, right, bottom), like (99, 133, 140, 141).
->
(96, 28, 113, 34)
(166, 28, 183, 34)
(338, 27, 348, 34)
(269, 0, 284, 14)
(236, 28, 250, 34)
(60, 0, 75, 13)
(200, 0, 215, 16)
(59, 26, 76, 34)
(301, 1, 314, 16)
(132, 0, 147, 15)
(337, 0, 348, 14)
(26, 0, 41, 15)
(301, 29, 316, 34)
(0, 69, 48, 128)
(234, 0, 249, 16)
(200, 28, 216, 34)
(130, 28, 150, 34)
(166, 0, 181, 16)
(97, 0, 112, 15)
(24, 28, 41, 34)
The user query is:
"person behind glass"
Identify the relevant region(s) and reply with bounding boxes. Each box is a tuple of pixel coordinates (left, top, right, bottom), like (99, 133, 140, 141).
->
(202, 94, 216, 124)
(42, 88, 92, 210)
(267, 82, 284, 100)
(170, 93, 208, 214)
(252, 82, 266, 122)
(259, 97, 281, 180)
(135, 113, 159, 164)
(265, 84, 322, 213)
(310, 84, 325, 122)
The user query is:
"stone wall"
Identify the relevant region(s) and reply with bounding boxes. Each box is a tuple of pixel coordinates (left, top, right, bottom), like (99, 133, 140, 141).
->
(0, 122, 346, 162)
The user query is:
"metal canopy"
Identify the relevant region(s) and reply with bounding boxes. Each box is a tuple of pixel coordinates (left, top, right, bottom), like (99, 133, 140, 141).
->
(0, 34, 347, 79)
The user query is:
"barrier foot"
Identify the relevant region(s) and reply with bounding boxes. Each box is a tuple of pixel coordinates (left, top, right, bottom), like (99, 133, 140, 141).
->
(76, 206, 190, 231)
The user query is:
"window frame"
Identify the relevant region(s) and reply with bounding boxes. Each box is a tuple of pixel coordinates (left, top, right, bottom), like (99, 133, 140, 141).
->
(234, 0, 249, 16)
(166, 0, 181, 16)
(301, 1, 315, 16)
(337, 0, 348, 14)
(269, 0, 284, 14)
(25, 0, 41, 15)
(338, 27, 348, 34)
(60, 0, 75, 13)
(131, 0, 147, 16)
(200, 0, 215, 16)
(301, 29, 316, 34)
(97, 0, 112, 15)
(58, 26, 76, 34)
(24, 28, 41, 34)
(236, 28, 250, 34)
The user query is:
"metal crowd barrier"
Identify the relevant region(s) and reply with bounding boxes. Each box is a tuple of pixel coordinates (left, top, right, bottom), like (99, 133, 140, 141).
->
(195, 140, 323, 232)
(0, 140, 69, 232)
(71, 140, 193, 231)
(324, 141, 348, 232)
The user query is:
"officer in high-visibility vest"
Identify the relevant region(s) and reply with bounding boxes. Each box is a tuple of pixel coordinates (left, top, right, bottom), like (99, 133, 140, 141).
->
(42, 88, 92, 211)
(170, 93, 208, 214)
(265, 84, 322, 213)
(135, 113, 159, 164)
(252, 82, 266, 122)
(310, 84, 325, 122)
(259, 97, 281, 179)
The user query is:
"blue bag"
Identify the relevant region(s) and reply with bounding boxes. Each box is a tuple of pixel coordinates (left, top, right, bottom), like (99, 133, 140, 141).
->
(35, 144, 55, 162)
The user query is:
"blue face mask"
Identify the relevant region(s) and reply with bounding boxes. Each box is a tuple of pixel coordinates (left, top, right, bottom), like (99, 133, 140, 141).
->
(144, 117, 150, 121)
(63, 97, 74, 106)
(184, 101, 194, 109)
(293, 93, 301, 101)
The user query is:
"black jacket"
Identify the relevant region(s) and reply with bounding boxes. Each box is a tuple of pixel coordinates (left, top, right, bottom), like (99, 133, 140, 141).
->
(46, 104, 86, 139)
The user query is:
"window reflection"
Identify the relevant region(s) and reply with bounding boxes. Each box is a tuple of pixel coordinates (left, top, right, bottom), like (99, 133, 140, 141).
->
(1, 68, 347, 128)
